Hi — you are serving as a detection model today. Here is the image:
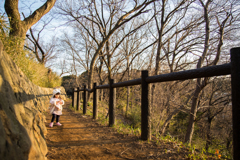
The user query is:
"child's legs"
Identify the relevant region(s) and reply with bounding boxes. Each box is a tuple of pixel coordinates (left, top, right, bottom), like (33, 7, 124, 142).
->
(51, 114, 56, 122)
(56, 115, 60, 122)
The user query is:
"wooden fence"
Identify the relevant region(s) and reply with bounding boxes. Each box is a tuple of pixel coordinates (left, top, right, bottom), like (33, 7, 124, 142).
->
(71, 47, 240, 159)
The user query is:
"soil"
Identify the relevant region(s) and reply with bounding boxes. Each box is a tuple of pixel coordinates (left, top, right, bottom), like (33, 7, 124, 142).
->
(45, 100, 192, 160)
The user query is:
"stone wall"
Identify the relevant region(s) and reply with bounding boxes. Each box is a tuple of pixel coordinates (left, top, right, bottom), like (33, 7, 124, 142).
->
(0, 41, 66, 160)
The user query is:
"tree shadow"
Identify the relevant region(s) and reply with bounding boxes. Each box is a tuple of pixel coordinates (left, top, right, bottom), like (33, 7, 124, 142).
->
(47, 139, 135, 148)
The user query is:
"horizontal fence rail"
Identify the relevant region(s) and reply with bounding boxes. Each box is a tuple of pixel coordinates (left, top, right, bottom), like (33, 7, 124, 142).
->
(95, 84, 110, 89)
(72, 48, 240, 159)
(112, 78, 142, 88)
(146, 63, 231, 83)
(74, 63, 231, 91)
(86, 89, 93, 92)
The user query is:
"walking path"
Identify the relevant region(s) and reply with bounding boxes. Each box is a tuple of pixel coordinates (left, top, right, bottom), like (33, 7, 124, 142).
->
(45, 100, 190, 160)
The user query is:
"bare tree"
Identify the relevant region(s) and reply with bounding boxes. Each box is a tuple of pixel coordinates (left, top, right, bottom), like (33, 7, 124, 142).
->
(24, 18, 57, 65)
(185, 0, 233, 144)
(148, 0, 200, 136)
(56, 0, 157, 90)
(4, 0, 56, 40)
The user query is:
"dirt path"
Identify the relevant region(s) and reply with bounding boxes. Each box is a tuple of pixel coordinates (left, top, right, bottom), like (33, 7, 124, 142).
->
(45, 101, 190, 160)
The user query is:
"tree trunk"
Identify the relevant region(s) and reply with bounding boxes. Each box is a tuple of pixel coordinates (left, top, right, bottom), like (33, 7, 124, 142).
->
(184, 79, 201, 143)
(151, 84, 155, 112)
(205, 113, 213, 151)
(184, 0, 211, 144)
(126, 57, 130, 116)
(88, 52, 99, 100)
(126, 86, 130, 116)
(131, 86, 134, 111)
(100, 89, 103, 101)
(160, 106, 184, 135)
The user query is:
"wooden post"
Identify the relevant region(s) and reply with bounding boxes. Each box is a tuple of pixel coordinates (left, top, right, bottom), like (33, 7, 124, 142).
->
(230, 47, 240, 160)
(93, 83, 98, 119)
(141, 70, 151, 140)
(76, 87, 80, 111)
(83, 85, 87, 114)
(109, 79, 116, 127)
(72, 88, 75, 109)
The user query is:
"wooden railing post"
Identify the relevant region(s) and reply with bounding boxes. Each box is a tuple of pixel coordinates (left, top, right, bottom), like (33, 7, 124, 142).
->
(93, 83, 98, 119)
(230, 47, 240, 160)
(72, 88, 75, 109)
(109, 79, 116, 127)
(141, 70, 151, 140)
(76, 87, 80, 111)
(83, 85, 87, 114)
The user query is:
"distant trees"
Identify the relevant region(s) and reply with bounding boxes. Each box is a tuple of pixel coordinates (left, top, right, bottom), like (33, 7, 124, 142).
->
(202, 77, 231, 151)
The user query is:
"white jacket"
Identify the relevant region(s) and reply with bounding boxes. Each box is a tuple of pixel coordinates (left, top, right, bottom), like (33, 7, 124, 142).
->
(49, 98, 64, 115)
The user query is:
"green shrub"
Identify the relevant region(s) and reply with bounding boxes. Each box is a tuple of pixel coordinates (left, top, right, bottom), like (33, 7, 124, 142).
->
(128, 107, 141, 128)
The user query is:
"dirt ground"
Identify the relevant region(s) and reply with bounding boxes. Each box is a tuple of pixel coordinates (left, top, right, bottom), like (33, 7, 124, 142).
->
(45, 100, 192, 160)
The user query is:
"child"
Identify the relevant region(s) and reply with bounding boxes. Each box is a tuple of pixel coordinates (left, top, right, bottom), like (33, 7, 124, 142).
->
(49, 89, 64, 127)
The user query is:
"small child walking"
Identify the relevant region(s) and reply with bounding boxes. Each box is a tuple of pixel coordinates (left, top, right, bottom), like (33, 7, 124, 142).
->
(49, 89, 64, 127)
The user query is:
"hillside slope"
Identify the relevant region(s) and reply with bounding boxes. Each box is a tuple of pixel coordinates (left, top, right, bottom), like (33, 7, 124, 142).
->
(0, 40, 65, 160)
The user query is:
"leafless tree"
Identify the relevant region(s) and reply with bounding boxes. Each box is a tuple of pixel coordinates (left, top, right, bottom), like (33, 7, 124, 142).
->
(185, 0, 234, 144)
(56, 0, 157, 90)
(24, 17, 57, 65)
(148, 0, 201, 136)
(4, 0, 56, 40)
